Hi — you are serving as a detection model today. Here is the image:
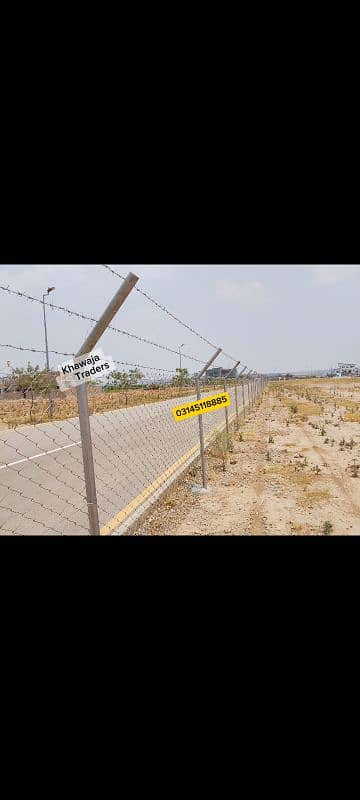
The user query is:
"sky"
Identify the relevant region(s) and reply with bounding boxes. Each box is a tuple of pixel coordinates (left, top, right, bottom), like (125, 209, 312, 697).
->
(0, 265, 359, 376)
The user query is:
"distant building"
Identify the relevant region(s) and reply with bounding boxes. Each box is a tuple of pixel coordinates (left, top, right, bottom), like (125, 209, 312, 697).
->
(205, 367, 236, 380)
(335, 363, 360, 377)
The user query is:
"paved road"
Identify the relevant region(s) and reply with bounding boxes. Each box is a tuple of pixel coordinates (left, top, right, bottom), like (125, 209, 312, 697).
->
(0, 384, 251, 535)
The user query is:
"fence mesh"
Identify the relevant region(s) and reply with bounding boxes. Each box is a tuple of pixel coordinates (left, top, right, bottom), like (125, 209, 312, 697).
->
(0, 371, 257, 534)
(0, 270, 265, 535)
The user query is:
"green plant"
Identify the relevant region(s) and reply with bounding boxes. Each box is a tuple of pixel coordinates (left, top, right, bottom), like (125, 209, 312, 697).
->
(268, 435, 274, 443)
(323, 521, 333, 535)
(227, 434, 234, 454)
(171, 368, 191, 387)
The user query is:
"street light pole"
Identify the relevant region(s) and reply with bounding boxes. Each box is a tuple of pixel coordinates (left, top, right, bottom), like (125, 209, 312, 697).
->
(179, 343, 186, 372)
(42, 287, 55, 416)
(178, 343, 187, 392)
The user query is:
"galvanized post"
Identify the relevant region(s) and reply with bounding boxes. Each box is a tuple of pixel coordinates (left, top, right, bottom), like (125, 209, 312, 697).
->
(76, 383, 100, 534)
(242, 371, 247, 418)
(224, 377, 230, 446)
(247, 373, 252, 409)
(76, 272, 139, 534)
(235, 366, 246, 427)
(234, 381, 239, 430)
(196, 376, 208, 489)
(194, 348, 222, 490)
(224, 361, 240, 434)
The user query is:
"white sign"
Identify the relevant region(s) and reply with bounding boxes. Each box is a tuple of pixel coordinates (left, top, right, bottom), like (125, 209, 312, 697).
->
(57, 349, 115, 392)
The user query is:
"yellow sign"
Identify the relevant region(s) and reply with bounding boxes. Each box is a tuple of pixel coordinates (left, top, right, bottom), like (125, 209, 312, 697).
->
(172, 392, 231, 421)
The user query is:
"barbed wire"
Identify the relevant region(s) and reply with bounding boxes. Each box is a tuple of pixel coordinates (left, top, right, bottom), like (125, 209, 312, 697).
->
(0, 345, 176, 377)
(102, 264, 220, 350)
(0, 282, 261, 375)
(101, 266, 248, 367)
(0, 284, 206, 365)
(0, 272, 263, 535)
(0, 343, 75, 357)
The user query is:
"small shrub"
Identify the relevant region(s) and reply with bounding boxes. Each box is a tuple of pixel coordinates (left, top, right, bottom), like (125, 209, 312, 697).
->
(290, 404, 298, 414)
(312, 465, 321, 475)
(266, 451, 271, 461)
(323, 521, 333, 536)
(321, 427, 326, 436)
(324, 438, 330, 444)
(350, 461, 360, 478)
(268, 435, 274, 444)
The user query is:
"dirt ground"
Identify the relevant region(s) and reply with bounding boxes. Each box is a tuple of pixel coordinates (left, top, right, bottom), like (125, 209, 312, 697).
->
(133, 378, 360, 536)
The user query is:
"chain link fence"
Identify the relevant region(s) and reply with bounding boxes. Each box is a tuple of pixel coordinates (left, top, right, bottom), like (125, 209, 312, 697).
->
(0, 371, 265, 534)
(0, 269, 267, 535)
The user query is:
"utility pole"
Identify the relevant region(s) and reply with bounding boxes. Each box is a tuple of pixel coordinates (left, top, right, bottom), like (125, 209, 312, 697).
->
(76, 272, 139, 535)
(42, 286, 55, 417)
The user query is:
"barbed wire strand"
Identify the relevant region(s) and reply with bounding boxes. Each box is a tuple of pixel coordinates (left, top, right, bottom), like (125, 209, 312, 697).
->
(101, 264, 219, 350)
(0, 284, 206, 365)
(102, 266, 244, 366)
(0, 343, 75, 357)
(0, 283, 260, 374)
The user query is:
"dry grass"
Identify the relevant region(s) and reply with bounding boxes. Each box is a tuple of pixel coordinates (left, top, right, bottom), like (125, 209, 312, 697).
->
(342, 400, 360, 410)
(283, 400, 322, 416)
(290, 522, 304, 533)
(298, 490, 331, 508)
(241, 429, 258, 441)
(267, 463, 317, 489)
(0, 385, 204, 428)
(344, 413, 360, 422)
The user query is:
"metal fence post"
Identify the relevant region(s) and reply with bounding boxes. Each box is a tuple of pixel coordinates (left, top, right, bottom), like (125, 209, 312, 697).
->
(75, 272, 139, 534)
(224, 377, 230, 446)
(196, 376, 208, 489)
(194, 348, 222, 490)
(224, 361, 240, 436)
(76, 383, 100, 534)
(234, 380, 239, 430)
(235, 366, 246, 428)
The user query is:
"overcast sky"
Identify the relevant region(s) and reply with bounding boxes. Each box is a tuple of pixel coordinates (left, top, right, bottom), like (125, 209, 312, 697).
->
(0, 265, 359, 375)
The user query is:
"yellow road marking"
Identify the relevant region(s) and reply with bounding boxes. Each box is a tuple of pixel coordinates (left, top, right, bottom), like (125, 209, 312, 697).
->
(100, 408, 238, 535)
